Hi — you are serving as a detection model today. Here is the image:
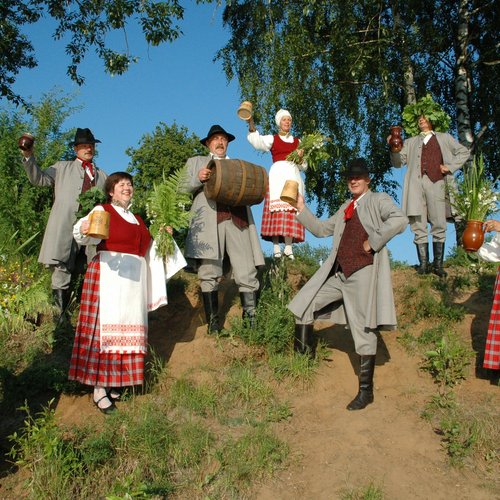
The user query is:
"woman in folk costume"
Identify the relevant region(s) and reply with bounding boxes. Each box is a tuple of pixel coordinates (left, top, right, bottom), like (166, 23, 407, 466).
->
(477, 219, 500, 371)
(247, 109, 306, 259)
(69, 172, 169, 414)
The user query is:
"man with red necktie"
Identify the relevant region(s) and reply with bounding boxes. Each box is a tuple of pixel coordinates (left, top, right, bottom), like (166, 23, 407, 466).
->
(20, 128, 107, 317)
(288, 158, 408, 410)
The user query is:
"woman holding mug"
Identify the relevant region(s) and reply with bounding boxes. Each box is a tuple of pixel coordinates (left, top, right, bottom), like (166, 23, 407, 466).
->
(247, 109, 306, 259)
(69, 172, 168, 413)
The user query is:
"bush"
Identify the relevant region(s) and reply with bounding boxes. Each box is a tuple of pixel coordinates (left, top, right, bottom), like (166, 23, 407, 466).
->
(421, 333, 474, 392)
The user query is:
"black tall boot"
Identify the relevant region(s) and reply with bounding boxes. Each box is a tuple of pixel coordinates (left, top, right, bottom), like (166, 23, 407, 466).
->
(240, 291, 259, 327)
(415, 243, 429, 275)
(53, 288, 70, 315)
(52, 288, 70, 324)
(432, 241, 447, 277)
(347, 355, 376, 410)
(294, 324, 316, 357)
(202, 291, 221, 334)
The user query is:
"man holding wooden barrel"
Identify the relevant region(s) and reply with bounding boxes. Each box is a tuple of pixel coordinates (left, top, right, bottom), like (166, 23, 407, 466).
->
(183, 124, 265, 334)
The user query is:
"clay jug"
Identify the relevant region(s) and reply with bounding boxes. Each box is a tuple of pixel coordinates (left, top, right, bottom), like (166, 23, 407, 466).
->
(18, 133, 35, 151)
(462, 220, 484, 252)
(388, 126, 403, 153)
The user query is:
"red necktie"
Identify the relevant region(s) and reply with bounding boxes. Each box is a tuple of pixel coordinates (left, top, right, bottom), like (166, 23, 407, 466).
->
(80, 160, 95, 193)
(344, 200, 355, 221)
(81, 160, 94, 177)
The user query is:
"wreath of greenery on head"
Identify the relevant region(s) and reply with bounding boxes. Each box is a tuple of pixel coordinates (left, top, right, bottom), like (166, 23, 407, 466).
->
(402, 94, 451, 137)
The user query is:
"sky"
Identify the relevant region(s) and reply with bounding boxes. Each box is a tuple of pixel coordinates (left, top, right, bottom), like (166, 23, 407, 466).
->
(7, 1, 462, 264)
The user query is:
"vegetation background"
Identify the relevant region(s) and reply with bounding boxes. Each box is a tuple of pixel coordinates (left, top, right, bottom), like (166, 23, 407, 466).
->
(0, 1, 498, 497)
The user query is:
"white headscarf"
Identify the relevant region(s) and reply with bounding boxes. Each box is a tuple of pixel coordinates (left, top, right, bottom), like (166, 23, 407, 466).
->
(275, 109, 292, 128)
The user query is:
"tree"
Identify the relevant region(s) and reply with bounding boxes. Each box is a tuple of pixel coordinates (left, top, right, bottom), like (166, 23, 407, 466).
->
(126, 122, 206, 215)
(0, 90, 78, 254)
(215, 0, 499, 211)
(1, 0, 185, 106)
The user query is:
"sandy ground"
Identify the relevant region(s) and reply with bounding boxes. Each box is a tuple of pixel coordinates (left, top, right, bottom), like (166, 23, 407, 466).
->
(14, 270, 500, 498)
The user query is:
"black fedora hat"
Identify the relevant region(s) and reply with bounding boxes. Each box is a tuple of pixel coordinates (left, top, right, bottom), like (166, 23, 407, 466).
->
(200, 124, 235, 146)
(341, 158, 370, 177)
(71, 128, 101, 146)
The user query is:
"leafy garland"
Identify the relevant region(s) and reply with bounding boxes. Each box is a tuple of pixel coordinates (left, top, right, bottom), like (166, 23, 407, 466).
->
(75, 186, 107, 221)
(402, 94, 451, 137)
(146, 167, 192, 259)
(286, 131, 330, 170)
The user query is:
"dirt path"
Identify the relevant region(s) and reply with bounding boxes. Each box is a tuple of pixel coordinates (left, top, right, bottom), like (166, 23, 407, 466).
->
(251, 326, 497, 499)
(52, 274, 499, 499)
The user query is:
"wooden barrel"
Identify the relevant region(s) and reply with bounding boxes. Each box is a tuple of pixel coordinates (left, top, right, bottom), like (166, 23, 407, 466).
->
(204, 159, 268, 206)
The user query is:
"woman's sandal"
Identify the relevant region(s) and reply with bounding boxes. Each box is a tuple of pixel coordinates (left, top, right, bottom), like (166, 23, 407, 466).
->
(94, 394, 117, 415)
(107, 389, 121, 401)
(273, 252, 282, 259)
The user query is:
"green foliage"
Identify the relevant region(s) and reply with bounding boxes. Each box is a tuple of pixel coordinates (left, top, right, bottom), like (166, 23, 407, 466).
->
(440, 415, 479, 464)
(8, 401, 84, 498)
(267, 350, 318, 383)
(289, 242, 329, 272)
(417, 324, 449, 346)
(169, 377, 218, 417)
(146, 167, 192, 258)
(422, 333, 474, 393)
(448, 154, 498, 222)
(7, 354, 291, 498)
(126, 122, 205, 214)
(2, 1, 185, 105)
(74, 186, 107, 221)
(227, 259, 295, 354)
(422, 393, 498, 467)
(217, 1, 499, 209)
(445, 244, 484, 271)
(224, 360, 273, 405)
(286, 131, 331, 171)
(0, 90, 77, 254)
(402, 94, 451, 136)
(0, 252, 53, 341)
(340, 482, 385, 500)
(414, 292, 465, 323)
(217, 0, 401, 213)
(214, 426, 288, 492)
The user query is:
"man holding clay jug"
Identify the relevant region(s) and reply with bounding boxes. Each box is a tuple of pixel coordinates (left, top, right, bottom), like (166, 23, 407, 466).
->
(19, 127, 107, 318)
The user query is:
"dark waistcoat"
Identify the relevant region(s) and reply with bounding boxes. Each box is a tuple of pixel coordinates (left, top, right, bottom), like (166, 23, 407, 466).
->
(335, 209, 373, 278)
(421, 135, 444, 183)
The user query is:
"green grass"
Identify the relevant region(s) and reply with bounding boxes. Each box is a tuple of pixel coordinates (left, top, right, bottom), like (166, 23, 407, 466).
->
(340, 482, 385, 499)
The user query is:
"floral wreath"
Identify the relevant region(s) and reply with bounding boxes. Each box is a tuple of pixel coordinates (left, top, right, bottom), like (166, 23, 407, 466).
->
(402, 94, 451, 137)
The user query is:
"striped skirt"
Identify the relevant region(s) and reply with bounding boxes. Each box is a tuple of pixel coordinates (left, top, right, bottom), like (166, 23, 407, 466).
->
(260, 191, 305, 243)
(484, 267, 500, 370)
(68, 258, 145, 387)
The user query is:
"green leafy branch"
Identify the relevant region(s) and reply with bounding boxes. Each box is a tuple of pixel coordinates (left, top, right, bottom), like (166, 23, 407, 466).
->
(402, 94, 451, 136)
(75, 186, 107, 221)
(286, 132, 331, 171)
(447, 154, 498, 221)
(146, 167, 192, 259)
